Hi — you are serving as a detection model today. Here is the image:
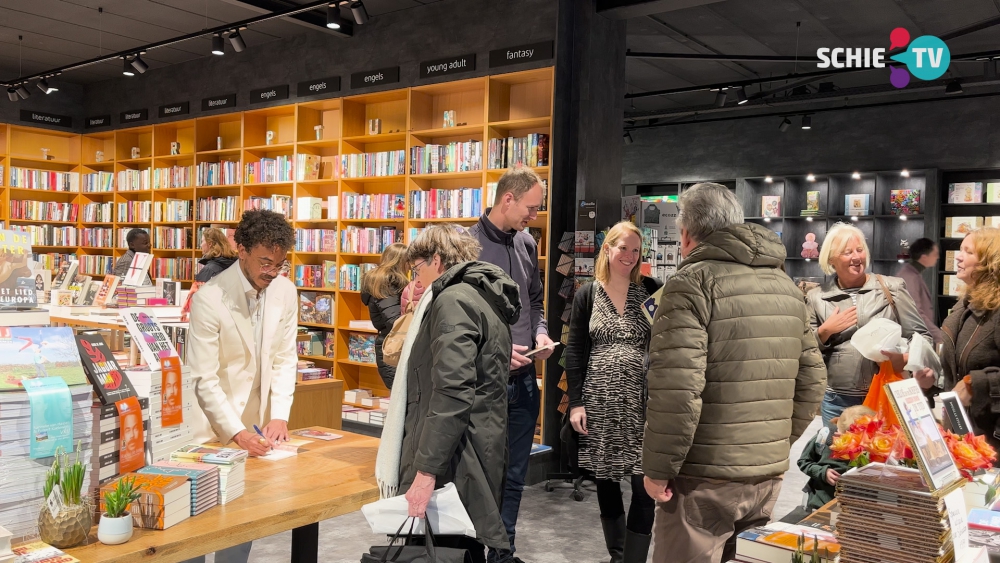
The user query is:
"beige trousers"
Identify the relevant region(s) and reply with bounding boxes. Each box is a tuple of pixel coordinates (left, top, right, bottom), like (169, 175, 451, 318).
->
(651, 475, 782, 563)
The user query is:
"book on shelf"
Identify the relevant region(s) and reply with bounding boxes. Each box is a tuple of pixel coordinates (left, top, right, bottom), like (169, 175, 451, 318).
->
(988, 183, 1000, 203)
(410, 141, 483, 174)
(152, 258, 193, 281)
(8, 167, 79, 192)
(293, 265, 325, 288)
(845, 194, 871, 216)
(945, 250, 958, 272)
(244, 194, 292, 218)
(197, 160, 240, 186)
(348, 333, 376, 363)
(986, 216, 1000, 228)
(123, 252, 153, 286)
(117, 200, 152, 223)
(10, 224, 78, 247)
(83, 170, 115, 192)
(76, 333, 136, 405)
(298, 366, 330, 381)
(327, 195, 339, 220)
(153, 227, 192, 250)
(338, 263, 376, 291)
(295, 154, 322, 181)
(153, 199, 193, 223)
(152, 165, 193, 189)
(340, 226, 402, 254)
(761, 195, 781, 218)
(78, 254, 115, 276)
(245, 155, 293, 183)
(117, 168, 152, 191)
(80, 227, 114, 248)
(324, 260, 337, 288)
(294, 229, 338, 253)
(890, 189, 921, 215)
(339, 150, 406, 178)
(409, 187, 483, 219)
(197, 195, 239, 222)
(349, 319, 376, 330)
(486, 134, 549, 169)
(9, 200, 78, 222)
(805, 190, 821, 214)
(83, 201, 114, 223)
(341, 192, 406, 220)
(296, 197, 325, 220)
(943, 274, 966, 297)
(297, 330, 332, 357)
(946, 216, 983, 238)
(298, 292, 333, 325)
(949, 182, 984, 204)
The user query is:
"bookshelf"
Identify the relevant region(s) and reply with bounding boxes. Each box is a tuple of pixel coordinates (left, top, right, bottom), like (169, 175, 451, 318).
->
(0, 67, 555, 443)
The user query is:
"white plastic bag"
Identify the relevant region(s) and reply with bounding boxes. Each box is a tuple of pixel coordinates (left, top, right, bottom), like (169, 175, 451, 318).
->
(905, 332, 944, 385)
(850, 318, 903, 362)
(361, 482, 477, 538)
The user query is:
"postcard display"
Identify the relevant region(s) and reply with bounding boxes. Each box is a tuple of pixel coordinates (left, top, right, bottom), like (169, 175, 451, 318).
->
(636, 199, 681, 282)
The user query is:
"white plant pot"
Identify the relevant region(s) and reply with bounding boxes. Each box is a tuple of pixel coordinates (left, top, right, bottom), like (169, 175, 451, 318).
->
(97, 513, 133, 545)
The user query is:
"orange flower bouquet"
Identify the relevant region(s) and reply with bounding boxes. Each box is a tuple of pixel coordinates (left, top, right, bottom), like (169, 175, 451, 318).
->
(942, 430, 997, 480)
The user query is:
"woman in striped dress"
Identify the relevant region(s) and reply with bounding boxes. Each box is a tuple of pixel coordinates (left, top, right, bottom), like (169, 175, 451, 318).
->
(566, 221, 661, 563)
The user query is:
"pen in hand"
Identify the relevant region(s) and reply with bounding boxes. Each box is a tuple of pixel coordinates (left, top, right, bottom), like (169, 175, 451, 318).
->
(252, 424, 274, 450)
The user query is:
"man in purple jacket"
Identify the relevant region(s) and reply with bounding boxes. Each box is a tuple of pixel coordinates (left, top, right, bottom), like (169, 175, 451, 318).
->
(896, 237, 944, 345)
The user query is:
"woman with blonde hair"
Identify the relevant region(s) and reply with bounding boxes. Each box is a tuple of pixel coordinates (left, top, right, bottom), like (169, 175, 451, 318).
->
(361, 243, 410, 389)
(806, 222, 929, 426)
(914, 228, 1000, 452)
(565, 220, 663, 563)
(195, 228, 238, 283)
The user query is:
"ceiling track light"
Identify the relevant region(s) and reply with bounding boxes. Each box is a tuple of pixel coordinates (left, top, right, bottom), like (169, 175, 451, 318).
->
(212, 34, 225, 55)
(123, 57, 135, 77)
(778, 117, 791, 132)
(130, 54, 149, 74)
(801, 115, 812, 130)
(228, 30, 246, 52)
(623, 131, 634, 145)
(350, 1, 369, 24)
(714, 90, 727, 108)
(7, 88, 19, 102)
(15, 84, 30, 100)
(327, 4, 345, 29)
(37, 78, 57, 94)
(736, 87, 748, 105)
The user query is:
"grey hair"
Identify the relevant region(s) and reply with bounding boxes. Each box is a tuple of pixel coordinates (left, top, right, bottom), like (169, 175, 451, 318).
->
(677, 182, 744, 242)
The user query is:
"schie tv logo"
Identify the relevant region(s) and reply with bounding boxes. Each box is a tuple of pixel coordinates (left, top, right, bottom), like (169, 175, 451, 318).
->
(816, 28, 950, 89)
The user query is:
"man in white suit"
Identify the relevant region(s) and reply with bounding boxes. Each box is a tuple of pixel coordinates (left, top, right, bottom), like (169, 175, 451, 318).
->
(183, 209, 298, 563)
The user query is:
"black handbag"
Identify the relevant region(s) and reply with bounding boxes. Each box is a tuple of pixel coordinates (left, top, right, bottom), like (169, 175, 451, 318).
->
(362, 517, 473, 563)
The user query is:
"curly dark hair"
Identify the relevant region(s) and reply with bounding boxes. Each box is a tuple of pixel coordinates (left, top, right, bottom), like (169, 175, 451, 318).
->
(234, 209, 295, 252)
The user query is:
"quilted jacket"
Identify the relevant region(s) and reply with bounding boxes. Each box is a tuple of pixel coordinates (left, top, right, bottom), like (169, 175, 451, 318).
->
(642, 223, 827, 481)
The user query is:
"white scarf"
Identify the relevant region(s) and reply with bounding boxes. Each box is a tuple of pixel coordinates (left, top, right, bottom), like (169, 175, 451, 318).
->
(375, 287, 434, 499)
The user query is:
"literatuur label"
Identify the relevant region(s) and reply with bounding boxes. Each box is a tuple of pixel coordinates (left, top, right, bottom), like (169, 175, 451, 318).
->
(85, 115, 111, 129)
(489, 41, 554, 68)
(202, 93, 236, 111)
(158, 101, 190, 118)
(250, 84, 289, 104)
(120, 109, 149, 123)
(420, 54, 476, 79)
(351, 66, 400, 89)
(297, 76, 341, 97)
(19, 110, 72, 128)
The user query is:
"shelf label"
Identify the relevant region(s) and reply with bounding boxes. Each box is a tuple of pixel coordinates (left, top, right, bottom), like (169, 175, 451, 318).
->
(250, 84, 290, 104)
(202, 93, 236, 111)
(19, 110, 72, 128)
(489, 41, 554, 68)
(158, 101, 190, 118)
(298, 76, 341, 97)
(420, 53, 476, 79)
(120, 109, 149, 123)
(85, 115, 111, 129)
(351, 66, 400, 89)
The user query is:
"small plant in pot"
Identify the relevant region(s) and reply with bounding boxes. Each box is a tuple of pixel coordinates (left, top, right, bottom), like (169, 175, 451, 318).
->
(37, 445, 92, 548)
(98, 476, 143, 545)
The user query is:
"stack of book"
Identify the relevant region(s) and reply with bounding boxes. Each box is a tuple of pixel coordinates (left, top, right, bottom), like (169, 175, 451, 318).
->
(735, 518, 840, 562)
(125, 368, 195, 464)
(138, 462, 220, 516)
(100, 473, 191, 530)
(115, 286, 157, 306)
(169, 445, 247, 504)
(88, 398, 150, 500)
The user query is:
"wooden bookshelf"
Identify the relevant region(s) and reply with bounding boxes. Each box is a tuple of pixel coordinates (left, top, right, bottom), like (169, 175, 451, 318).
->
(0, 67, 555, 444)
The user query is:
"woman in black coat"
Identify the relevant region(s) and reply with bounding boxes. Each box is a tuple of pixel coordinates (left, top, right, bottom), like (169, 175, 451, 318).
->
(360, 243, 410, 389)
(195, 227, 238, 283)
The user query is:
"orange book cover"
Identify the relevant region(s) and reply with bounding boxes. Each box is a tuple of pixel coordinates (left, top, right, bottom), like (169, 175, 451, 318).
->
(115, 396, 145, 473)
(159, 355, 183, 427)
(100, 473, 191, 529)
(761, 529, 841, 556)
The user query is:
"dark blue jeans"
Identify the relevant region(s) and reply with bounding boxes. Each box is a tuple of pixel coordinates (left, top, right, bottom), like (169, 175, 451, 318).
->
(820, 389, 866, 427)
(499, 364, 539, 555)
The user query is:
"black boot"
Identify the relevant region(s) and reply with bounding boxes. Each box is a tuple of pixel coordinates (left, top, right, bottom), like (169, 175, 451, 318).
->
(623, 529, 651, 563)
(600, 516, 626, 563)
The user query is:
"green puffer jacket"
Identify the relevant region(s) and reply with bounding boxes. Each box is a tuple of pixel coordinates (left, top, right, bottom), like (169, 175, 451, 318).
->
(398, 261, 520, 551)
(642, 223, 827, 481)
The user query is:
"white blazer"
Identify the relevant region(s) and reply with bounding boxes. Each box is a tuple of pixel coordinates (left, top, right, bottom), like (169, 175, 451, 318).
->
(186, 261, 299, 444)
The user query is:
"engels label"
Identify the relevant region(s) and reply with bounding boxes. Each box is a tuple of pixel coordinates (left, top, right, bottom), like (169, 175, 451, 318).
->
(351, 67, 400, 89)
(420, 54, 476, 79)
(489, 41, 554, 68)
(297, 77, 340, 97)
(250, 85, 289, 104)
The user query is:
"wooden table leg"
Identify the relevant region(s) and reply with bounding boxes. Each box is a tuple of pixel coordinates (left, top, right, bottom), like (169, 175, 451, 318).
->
(290, 523, 319, 563)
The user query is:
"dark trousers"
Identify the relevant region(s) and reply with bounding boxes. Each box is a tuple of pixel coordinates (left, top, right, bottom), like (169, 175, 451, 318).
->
(500, 365, 540, 554)
(596, 475, 656, 535)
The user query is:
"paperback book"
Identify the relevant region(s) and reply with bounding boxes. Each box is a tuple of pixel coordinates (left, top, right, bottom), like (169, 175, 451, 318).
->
(76, 333, 135, 405)
(949, 182, 984, 204)
(845, 194, 871, 216)
(946, 216, 983, 238)
(761, 195, 781, 218)
(121, 309, 179, 366)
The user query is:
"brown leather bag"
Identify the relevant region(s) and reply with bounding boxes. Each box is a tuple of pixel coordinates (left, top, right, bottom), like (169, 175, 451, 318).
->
(382, 284, 415, 367)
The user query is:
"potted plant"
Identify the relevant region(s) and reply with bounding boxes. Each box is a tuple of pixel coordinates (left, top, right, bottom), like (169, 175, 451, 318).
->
(98, 476, 143, 545)
(37, 445, 92, 548)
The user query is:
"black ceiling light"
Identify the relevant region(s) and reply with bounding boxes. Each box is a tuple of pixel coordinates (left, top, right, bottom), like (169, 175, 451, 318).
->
(123, 57, 135, 76)
(945, 80, 963, 94)
(130, 54, 149, 74)
(778, 117, 791, 132)
(714, 90, 727, 108)
(624, 131, 634, 145)
(212, 34, 225, 55)
(801, 115, 812, 130)
(15, 84, 30, 99)
(350, 1, 369, 24)
(327, 4, 345, 29)
(229, 30, 246, 52)
(7, 88, 18, 102)
(37, 78, 57, 94)
(736, 86, 748, 105)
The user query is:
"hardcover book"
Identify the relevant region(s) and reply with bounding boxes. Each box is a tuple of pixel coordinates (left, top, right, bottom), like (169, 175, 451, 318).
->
(949, 182, 984, 204)
(123, 252, 153, 287)
(761, 195, 781, 217)
(945, 250, 958, 272)
(81, 281, 101, 306)
(986, 216, 1000, 229)
(76, 333, 136, 405)
(805, 190, 821, 213)
(0, 326, 89, 390)
(100, 473, 191, 529)
(988, 183, 1000, 203)
(93, 275, 121, 307)
(52, 260, 79, 290)
(845, 194, 871, 216)
(348, 333, 376, 364)
(890, 189, 921, 215)
(323, 261, 337, 288)
(885, 378, 963, 492)
(121, 308, 178, 366)
(946, 216, 983, 238)
(170, 444, 248, 465)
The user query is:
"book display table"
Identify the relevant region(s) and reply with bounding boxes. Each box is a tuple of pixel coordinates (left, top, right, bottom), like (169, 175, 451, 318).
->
(63, 428, 378, 563)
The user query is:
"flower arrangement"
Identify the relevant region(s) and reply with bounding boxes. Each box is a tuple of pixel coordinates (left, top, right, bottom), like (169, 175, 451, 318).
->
(829, 415, 997, 480)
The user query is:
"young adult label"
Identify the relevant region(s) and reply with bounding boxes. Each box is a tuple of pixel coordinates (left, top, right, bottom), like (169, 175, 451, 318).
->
(351, 66, 400, 89)
(250, 85, 290, 104)
(120, 109, 149, 123)
(419, 54, 476, 79)
(297, 76, 341, 97)
(489, 41, 554, 68)
(202, 93, 236, 111)
(85, 115, 112, 129)
(158, 101, 190, 118)
(19, 110, 73, 128)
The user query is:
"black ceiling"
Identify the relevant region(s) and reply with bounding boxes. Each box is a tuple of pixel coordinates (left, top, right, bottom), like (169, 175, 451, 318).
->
(0, 0, 442, 85)
(624, 0, 1000, 120)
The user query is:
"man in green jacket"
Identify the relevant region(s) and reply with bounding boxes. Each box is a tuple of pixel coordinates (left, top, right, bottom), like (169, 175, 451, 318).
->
(642, 183, 827, 563)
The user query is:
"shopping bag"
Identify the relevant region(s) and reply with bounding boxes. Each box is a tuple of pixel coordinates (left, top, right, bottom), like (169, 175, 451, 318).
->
(361, 483, 476, 537)
(362, 517, 473, 563)
(862, 361, 904, 427)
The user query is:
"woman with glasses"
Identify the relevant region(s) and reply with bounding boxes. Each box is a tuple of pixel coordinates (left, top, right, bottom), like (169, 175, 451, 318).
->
(361, 243, 410, 389)
(806, 222, 930, 426)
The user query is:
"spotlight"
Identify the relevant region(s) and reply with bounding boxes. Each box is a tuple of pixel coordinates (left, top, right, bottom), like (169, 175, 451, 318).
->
(945, 80, 963, 95)
(7, 88, 18, 102)
(624, 131, 634, 145)
(900, 169, 910, 177)
(327, 5, 345, 29)
(37, 78, 57, 94)
(736, 87, 748, 105)
(15, 84, 30, 100)
(229, 30, 246, 53)
(764, 176, 773, 183)
(123, 58, 135, 77)
(801, 115, 812, 130)
(764, 217, 771, 223)
(852, 171, 861, 180)
(807, 174, 816, 182)
(850, 215, 859, 222)
(212, 34, 225, 55)
(806, 217, 813, 222)
(900, 214, 908, 221)
(350, 1, 369, 24)
(778, 118, 791, 132)
(130, 54, 148, 74)
(714, 90, 727, 108)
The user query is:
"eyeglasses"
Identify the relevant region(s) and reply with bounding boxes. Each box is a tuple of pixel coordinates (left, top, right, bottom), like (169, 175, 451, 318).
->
(411, 260, 425, 277)
(259, 259, 291, 276)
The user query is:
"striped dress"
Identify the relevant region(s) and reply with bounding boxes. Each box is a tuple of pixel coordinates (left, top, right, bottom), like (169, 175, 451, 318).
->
(578, 282, 651, 481)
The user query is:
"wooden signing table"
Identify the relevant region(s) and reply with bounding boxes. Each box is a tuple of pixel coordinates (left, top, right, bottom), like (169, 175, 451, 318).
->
(63, 428, 380, 563)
